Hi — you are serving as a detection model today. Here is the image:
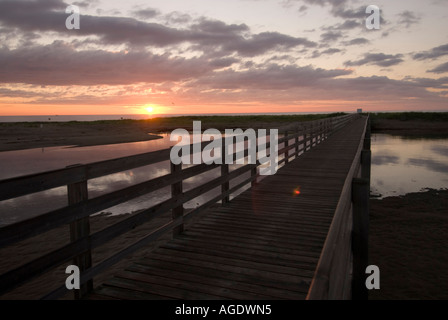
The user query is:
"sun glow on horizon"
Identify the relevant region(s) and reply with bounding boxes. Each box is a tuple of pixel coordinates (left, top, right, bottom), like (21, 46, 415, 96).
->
(145, 106, 154, 114)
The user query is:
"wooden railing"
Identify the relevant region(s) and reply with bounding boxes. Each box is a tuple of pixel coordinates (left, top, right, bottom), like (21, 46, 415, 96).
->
(0, 113, 359, 299)
(306, 115, 371, 300)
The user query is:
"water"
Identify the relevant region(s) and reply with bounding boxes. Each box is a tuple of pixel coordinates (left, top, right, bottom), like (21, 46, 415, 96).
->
(371, 134, 448, 198)
(0, 132, 279, 226)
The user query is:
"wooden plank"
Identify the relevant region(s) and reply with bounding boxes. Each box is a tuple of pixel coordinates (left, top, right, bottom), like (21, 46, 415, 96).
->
(164, 238, 319, 266)
(94, 284, 173, 300)
(132, 258, 308, 297)
(175, 233, 322, 258)
(115, 269, 273, 300)
(125, 263, 301, 299)
(138, 253, 312, 293)
(152, 247, 316, 278)
(107, 276, 228, 300)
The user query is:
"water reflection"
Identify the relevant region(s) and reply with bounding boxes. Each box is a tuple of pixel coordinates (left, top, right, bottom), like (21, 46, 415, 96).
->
(371, 134, 448, 198)
(0, 132, 269, 226)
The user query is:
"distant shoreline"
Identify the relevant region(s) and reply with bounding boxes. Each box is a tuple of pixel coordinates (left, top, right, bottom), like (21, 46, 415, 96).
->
(1, 113, 448, 152)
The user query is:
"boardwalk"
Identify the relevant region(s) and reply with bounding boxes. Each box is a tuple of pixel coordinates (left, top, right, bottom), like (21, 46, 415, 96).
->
(87, 116, 368, 300)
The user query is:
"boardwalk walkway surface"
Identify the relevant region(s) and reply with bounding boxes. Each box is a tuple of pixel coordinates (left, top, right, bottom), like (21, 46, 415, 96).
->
(87, 117, 368, 300)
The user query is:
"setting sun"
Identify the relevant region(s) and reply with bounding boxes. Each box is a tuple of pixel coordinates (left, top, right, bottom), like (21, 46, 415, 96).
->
(145, 106, 154, 114)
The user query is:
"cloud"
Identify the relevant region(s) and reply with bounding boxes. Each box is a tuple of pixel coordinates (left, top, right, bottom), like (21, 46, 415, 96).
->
(131, 7, 160, 20)
(341, 38, 370, 46)
(0, 0, 316, 57)
(413, 44, 448, 60)
(192, 64, 353, 90)
(330, 5, 367, 19)
(223, 31, 317, 57)
(428, 62, 448, 74)
(408, 77, 448, 89)
(344, 53, 404, 67)
(311, 48, 342, 58)
(300, 0, 348, 7)
(320, 31, 344, 42)
(73, 0, 101, 9)
(0, 42, 218, 86)
(397, 10, 421, 28)
(334, 19, 362, 30)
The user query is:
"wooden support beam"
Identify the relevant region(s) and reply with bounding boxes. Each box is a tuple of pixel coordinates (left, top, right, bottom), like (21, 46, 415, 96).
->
(170, 162, 184, 236)
(351, 177, 369, 300)
(67, 166, 92, 300)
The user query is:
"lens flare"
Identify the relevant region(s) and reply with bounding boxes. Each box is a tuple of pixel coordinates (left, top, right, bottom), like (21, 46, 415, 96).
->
(293, 187, 301, 196)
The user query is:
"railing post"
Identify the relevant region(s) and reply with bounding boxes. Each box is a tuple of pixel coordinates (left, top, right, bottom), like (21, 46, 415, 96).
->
(284, 130, 289, 164)
(310, 122, 314, 149)
(351, 177, 369, 300)
(362, 117, 371, 181)
(221, 139, 230, 205)
(295, 126, 300, 157)
(318, 121, 322, 144)
(67, 165, 92, 300)
(171, 162, 184, 236)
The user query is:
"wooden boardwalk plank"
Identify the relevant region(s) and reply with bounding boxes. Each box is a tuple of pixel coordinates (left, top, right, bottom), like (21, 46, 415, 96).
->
(87, 117, 367, 300)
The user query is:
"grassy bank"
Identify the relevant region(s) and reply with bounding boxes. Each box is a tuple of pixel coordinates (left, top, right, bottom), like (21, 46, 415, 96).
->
(369, 111, 448, 122)
(0, 112, 347, 130)
(368, 112, 448, 135)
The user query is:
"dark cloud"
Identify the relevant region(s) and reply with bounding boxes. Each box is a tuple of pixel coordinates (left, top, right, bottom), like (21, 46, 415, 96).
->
(164, 12, 193, 25)
(73, 0, 101, 9)
(301, 0, 348, 7)
(413, 44, 448, 60)
(208, 57, 239, 68)
(428, 62, 448, 74)
(341, 38, 370, 46)
(193, 64, 352, 90)
(344, 53, 404, 67)
(397, 11, 421, 28)
(311, 48, 342, 58)
(0, 0, 316, 57)
(330, 5, 367, 19)
(407, 77, 448, 89)
(298, 5, 308, 12)
(223, 32, 317, 57)
(0, 42, 217, 85)
(131, 8, 160, 20)
(320, 31, 344, 42)
(334, 19, 362, 30)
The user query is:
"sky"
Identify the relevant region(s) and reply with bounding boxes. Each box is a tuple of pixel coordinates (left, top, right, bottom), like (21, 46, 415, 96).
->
(0, 0, 447, 116)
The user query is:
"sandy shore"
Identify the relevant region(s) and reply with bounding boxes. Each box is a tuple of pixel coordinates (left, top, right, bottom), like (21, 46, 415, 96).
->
(369, 189, 448, 300)
(0, 121, 163, 152)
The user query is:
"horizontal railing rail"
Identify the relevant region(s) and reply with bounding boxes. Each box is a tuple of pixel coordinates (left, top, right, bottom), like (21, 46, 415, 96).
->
(0, 113, 360, 299)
